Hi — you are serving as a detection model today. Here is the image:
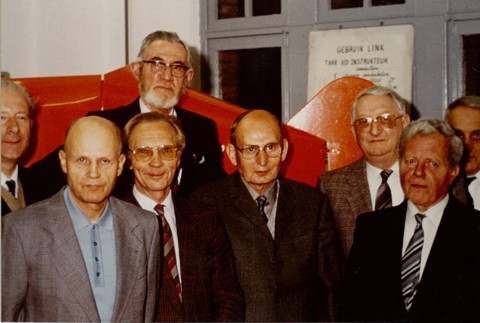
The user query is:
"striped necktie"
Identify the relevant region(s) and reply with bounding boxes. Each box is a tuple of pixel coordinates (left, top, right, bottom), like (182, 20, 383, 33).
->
(401, 213, 425, 311)
(375, 169, 393, 210)
(155, 204, 182, 301)
(256, 195, 268, 223)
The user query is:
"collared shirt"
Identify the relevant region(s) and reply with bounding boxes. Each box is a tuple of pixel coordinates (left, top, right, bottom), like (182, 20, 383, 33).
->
(403, 195, 448, 280)
(366, 161, 404, 208)
(467, 170, 480, 211)
(1, 166, 19, 198)
(133, 186, 182, 283)
(242, 178, 280, 238)
(64, 187, 116, 323)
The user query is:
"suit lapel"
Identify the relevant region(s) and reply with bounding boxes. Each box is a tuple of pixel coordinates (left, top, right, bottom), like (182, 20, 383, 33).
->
(110, 198, 145, 322)
(50, 193, 101, 322)
(346, 158, 373, 212)
(174, 200, 197, 317)
(229, 173, 272, 239)
(274, 178, 293, 242)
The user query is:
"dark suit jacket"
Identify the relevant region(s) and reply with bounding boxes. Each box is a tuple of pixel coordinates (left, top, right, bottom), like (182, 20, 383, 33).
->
(1, 189, 161, 322)
(26, 98, 225, 202)
(88, 99, 226, 198)
(451, 172, 470, 206)
(317, 157, 372, 256)
(191, 172, 344, 322)
(1, 166, 34, 216)
(343, 197, 480, 322)
(125, 193, 245, 322)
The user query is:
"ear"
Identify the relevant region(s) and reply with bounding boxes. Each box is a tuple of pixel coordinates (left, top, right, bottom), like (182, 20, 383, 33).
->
(130, 62, 142, 82)
(117, 154, 126, 176)
(184, 68, 195, 86)
(226, 144, 238, 167)
(280, 139, 289, 162)
(401, 114, 411, 128)
(448, 165, 460, 185)
(58, 149, 67, 174)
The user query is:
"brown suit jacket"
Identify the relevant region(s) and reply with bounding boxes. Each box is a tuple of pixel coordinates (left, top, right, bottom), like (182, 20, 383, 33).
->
(317, 158, 372, 256)
(124, 193, 245, 322)
(1, 188, 161, 322)
(191, 173, 344, 322)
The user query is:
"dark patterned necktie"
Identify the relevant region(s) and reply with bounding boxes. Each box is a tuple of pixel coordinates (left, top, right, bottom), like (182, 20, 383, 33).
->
(155, 204, 182, 301)
(375, 169, 393, 210)
(256, 195, 268, 223)
(401, 213, 425, 311)
(6, 180, 16, 197)
(465, 176, 476, 208)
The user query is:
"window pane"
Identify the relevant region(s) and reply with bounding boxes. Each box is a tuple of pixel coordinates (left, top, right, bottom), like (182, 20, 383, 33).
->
(218, 0, 245, 19)
(252, 0, 281, 16)
(371, 0, 405, 6)
(331, 0, 363, 9)
(463, 34, 480, 96)
(219, 48, 282, 120)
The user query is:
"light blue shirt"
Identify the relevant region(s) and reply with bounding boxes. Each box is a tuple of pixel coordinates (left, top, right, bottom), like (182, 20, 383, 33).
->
(64, 187, 117, 322)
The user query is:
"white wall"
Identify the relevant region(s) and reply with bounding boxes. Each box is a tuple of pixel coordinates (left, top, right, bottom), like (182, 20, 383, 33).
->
(1, 0, 200, 87)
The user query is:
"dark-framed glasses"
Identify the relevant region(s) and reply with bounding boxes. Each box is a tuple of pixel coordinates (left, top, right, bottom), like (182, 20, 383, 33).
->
(141, 60, 189, 77)
(234, 143, 282, 159)
(353, 113, 404, 133)
(129, 145, 179, 162)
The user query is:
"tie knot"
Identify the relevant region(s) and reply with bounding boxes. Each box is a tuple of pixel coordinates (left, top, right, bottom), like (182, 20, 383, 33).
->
(5, 180, 15, 196)
(256, 195, 267, 209)
(414, 213, 425, 225)
(380, 169, 393, 184)
(154, 204, 165, 217)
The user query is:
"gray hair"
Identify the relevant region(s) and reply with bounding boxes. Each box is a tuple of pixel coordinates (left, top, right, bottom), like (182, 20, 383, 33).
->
(445, 95, 480, 118)
(1, 79, 35, 115)
(136, 30, 193, 68)
(124, 112, 186, 153)
(352, 86, 410, 121)
(399, 118, 464, 169)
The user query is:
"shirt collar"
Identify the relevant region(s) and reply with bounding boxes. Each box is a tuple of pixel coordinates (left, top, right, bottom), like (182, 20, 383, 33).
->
(63, 186, 113, 230)
(407, 194, 449, 227)
(139, 98, 177, 116)
(1, 165, 19, 185)
(133, 185, 175, 215)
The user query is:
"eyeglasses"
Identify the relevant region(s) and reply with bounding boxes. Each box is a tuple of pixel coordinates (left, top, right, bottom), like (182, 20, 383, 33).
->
(129, 145, 179, 162)
(234, 143, 282, 160)
(141, 60, 189, 77)
(353, 114, 404, 133)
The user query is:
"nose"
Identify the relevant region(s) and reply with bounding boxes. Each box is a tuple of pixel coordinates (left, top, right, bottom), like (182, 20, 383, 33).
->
(160, 66, 173, 80)
(149, 150, 164, 166)
(369, 120, 383, 136)
(414, 162, 426, 177)
(255, 149, 268, 166)
(5, 116, 20, 134)
(88, 163, 100, 178)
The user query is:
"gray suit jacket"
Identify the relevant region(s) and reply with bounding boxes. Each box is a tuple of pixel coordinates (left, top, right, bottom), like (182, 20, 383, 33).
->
(317, 157, 372, 256)
(1, 188, 161, 322)
(191, 172, 344, 322)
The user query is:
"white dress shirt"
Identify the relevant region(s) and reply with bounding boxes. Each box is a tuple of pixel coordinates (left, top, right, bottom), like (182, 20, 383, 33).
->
(366, 161, 404, 208)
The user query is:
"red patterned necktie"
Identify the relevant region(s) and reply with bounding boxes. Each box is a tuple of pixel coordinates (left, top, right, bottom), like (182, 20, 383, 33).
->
(155, 204, 182, 301)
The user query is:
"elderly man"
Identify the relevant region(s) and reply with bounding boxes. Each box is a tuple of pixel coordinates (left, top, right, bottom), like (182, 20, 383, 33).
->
(2, 116, 161, 322)
(28, 30, 225, 200)
(123, 112, 244, 322)
(1, 80, 34, 215)
(343, 119, 480, 322)
(445, 95, 480, 210)
(191, 109, 343, 322)
(317, 86, 411, 256)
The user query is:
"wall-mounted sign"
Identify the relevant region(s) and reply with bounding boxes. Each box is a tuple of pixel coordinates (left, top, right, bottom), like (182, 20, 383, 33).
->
(307, 25, 414, 101)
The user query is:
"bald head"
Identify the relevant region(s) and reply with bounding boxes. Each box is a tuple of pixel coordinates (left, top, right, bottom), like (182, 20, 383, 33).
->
(64, 116, 123, 155)
(230, 109, 284, 146)
(59, 116, 126, 221)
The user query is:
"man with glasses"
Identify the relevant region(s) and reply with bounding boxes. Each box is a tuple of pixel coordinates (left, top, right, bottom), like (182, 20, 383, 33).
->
(123, 112, 244, 322)
(29, 30, 224, 200)
(191, 109, 343, 322)
(317, 86, 411, 256)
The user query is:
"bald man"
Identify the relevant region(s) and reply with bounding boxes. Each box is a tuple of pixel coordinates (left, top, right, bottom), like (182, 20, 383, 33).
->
(191, 109, 343, 322)
(2, 116, 161, 322)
